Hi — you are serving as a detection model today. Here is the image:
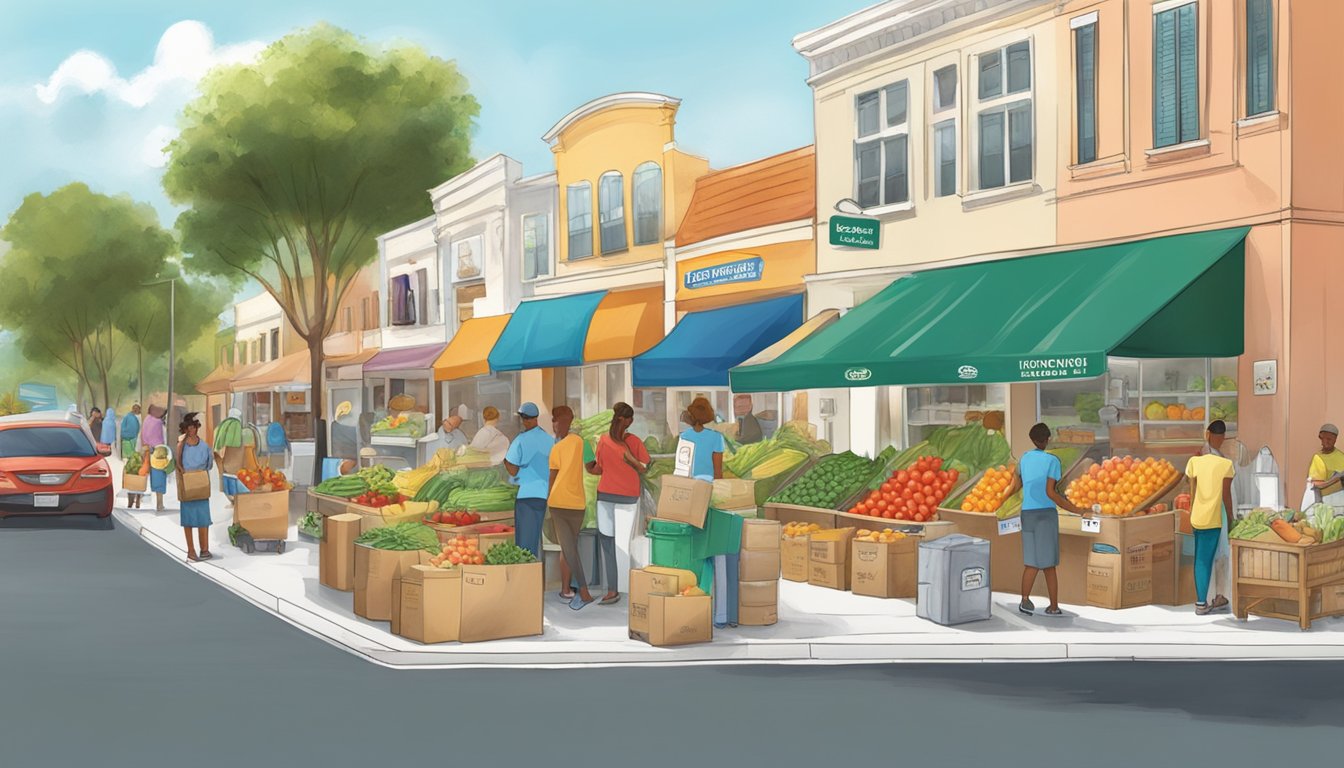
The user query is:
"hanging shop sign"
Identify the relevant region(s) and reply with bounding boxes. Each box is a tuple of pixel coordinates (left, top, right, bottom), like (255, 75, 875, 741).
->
(683, 256, 764, 290)
(828, 215, 880, 250)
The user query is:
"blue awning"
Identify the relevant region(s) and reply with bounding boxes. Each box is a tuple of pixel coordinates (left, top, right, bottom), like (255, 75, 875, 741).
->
(487, 291, 607, 371)
(632, 294, 804, 387)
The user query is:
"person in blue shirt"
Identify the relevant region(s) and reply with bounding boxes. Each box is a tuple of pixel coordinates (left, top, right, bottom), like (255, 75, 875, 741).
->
(503, 402, 555, 560)
(680, 397, 742, 628)
(999, 423, 1089, 617)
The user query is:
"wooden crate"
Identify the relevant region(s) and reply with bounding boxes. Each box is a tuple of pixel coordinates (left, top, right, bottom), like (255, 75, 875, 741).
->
(1232, 538, 1344, 630)
(762, 502, 840, 529)
(308, 489, 353, 518)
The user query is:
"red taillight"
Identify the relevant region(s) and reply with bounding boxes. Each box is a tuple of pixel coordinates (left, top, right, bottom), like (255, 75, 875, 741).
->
(81, 461, 111, 480)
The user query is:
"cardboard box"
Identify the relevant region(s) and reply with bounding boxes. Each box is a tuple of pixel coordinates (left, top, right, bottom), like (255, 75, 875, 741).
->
(319, 513, 361, 592)
(809, 560, 850, 591)
(442, 522, 515, 553)
(781, 537, 809, 582)
(739, 548, 781, 581)
(1086, 543, 1153, 609)
(645, 594, 712, 646)
(354, 545, 427, 621)
(738, 603, 778, 626)
(1151, 539, 1177, 606)
(739, 579, 778, 607)
(629, 566, 699, 636)
(458, 561, 544, 642)
(741, 519, 782, 551)
(808, 527, 856, 565)
(233, 489, 290, 540)
(656, 475, 713, 529)
(850, 537, 918, 598)
(711, 478, 756, 510)
(397, 565, 463, 644)
(123, 471, 148, 493)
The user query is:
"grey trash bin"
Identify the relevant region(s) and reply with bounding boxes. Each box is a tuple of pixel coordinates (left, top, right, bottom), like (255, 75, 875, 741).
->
(917, 534, 992, 626)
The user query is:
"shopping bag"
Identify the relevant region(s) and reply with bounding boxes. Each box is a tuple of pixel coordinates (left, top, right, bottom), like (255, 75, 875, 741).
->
(178, 470, 212, 502)
(674, 437, 696, 478)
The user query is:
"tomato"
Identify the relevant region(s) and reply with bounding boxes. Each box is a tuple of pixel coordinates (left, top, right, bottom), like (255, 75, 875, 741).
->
(913, 493, 925, 505)
(948, 469, 960, 483)
(881, 481, 895, 493)
(900, 488, 914, 501)
(918, 485, 930, 497)
(919, 505, 931, 517)
(906, 480, 919, 492)
(921, 470, 936, 485)
(895, 470, 909, 484)
(931, 457, 943, 471)
(881, 510, 893, 519)
(869, 490, 881, 502)
(914, 513, 925, 522)
(875, 500, 888, 511)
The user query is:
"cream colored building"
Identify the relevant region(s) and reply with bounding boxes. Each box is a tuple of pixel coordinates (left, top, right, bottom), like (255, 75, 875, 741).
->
(795, 0, 1060, 456)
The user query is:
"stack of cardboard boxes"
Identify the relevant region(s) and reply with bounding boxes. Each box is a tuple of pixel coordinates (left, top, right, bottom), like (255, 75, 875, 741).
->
(739, 519, 781, 625)
(1086, 542, 1154, 609)
(851, 522, 955, 599)
(808, 527, 855, 590)
(781, 526, 814, 581)
(393, 561, 544, 644)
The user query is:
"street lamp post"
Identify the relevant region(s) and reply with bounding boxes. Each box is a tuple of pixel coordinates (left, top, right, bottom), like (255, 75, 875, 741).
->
(143, 277, 176, 425)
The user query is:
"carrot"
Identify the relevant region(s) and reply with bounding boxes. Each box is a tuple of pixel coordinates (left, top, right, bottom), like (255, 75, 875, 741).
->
(1271, 518, 1301, 543)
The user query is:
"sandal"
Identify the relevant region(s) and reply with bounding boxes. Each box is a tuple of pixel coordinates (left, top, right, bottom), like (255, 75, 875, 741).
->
(1209, 595, 1230, 612)
(199, 551, 213, 561)
(1018, 599, 1035, 616)
(569, 593, 595, 611)
(600, 594, 621, 606)
(186, 553, 200, 563)
(1043, 606, 1065, 617)
(557, 591, 577, 602)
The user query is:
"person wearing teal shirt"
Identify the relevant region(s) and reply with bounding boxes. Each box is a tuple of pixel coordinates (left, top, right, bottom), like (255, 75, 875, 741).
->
(120, 404, 141, 460)
(504, 402, 554, 560)
(681, 397, 739, 628)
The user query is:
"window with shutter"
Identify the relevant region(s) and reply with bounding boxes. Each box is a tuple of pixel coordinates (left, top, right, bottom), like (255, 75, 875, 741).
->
(1153, 3, 1198, 149)
(852, 80, 910, 208)
(975, 40, 1034, 190)
(1246, 0, 1274, 117)
(1074, 21, 1098, 164)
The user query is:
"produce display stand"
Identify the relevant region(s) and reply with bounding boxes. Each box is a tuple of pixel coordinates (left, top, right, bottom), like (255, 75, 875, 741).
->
(309, 489, 353, 518)
(937, 509, 1026, 593)
(762, 502, 951, 536)
(424, 515, 516, 545)
(1232, 537, 1344, 630)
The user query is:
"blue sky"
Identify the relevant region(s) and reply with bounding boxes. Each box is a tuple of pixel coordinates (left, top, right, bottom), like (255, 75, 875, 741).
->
(0, 0, 863, 311)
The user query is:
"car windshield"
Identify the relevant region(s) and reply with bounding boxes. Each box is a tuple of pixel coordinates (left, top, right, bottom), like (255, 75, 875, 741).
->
(0, 427, 96, 458)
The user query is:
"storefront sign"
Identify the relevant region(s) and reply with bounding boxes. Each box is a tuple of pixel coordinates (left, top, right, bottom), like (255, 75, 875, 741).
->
(828, 215, 880, 250)
(683, 257, 764, 290)
(1012, 356, 1096, 381)
(451, 234, 484, 283)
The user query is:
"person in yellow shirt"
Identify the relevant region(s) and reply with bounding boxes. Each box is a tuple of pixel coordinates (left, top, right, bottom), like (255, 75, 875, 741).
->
(1308, 423, 1344, 507)
(1185, 420, 1235, 615)
(548, 406, 595, 610)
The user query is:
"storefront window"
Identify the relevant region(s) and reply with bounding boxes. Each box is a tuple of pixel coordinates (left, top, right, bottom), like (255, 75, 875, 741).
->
(454, 283, 486, 327)
(564, 363, 631, 420)
(905, 385, 1006, 445)
(669, 390, 788, 444)
(443, 373, 519, 440)
(632, 388, 669, 446)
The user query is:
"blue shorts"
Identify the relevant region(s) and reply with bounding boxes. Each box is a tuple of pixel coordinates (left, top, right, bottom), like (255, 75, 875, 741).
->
(1021, 508, 1060, 569)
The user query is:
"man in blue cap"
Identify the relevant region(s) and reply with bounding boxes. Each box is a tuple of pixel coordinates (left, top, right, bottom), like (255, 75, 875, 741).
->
(504, 402, 554, 560)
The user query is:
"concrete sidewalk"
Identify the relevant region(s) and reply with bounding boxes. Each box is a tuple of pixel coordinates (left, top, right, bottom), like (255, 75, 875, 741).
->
(113, 470, 1344, 669)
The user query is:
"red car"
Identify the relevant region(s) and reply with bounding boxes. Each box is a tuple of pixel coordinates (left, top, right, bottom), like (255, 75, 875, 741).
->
(0, 411, 115, 526)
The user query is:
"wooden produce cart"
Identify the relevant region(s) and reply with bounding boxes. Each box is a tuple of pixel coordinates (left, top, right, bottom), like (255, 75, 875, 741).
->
(1232, 537, 1344, 630)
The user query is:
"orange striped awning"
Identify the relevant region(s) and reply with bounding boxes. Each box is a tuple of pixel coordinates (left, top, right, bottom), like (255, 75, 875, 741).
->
(434, 314, 512, 381)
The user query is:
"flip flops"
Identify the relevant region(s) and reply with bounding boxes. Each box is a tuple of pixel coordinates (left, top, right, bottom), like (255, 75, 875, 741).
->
(1018, 599, 1035, 616)
(1043, 606, 1065, 617)
(600, 594, 621, 606)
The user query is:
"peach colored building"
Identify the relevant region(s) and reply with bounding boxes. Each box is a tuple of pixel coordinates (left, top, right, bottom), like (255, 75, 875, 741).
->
(1053, 0, 1338, 501)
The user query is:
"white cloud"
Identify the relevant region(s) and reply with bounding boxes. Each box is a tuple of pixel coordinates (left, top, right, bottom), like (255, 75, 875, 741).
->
(34, 21, 264, 108)
(140, 125, 177, 169)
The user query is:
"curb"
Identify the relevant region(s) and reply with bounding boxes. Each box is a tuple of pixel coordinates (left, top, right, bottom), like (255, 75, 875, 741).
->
(112, 510, 1344, 668)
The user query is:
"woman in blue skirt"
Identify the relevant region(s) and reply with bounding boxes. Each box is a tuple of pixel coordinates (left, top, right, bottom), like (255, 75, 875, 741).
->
(176, 413, 215, 562)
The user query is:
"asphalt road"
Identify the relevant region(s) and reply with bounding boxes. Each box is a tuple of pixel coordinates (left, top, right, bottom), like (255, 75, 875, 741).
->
(2, 517, 1341, 768)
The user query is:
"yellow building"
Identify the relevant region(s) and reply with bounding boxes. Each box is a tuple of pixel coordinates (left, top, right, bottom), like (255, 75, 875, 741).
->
(495, 93, 710, 425)
(792, 0, 1060, 456)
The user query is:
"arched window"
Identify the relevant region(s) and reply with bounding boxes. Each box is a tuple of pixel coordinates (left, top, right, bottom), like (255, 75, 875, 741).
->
(566, 181, 593, 260)
(598, 171, 627, 255)
(632, 162, 663, 246)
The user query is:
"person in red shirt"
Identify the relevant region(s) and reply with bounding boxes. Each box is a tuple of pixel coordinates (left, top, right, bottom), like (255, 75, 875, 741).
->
(585, 402, 649, 603)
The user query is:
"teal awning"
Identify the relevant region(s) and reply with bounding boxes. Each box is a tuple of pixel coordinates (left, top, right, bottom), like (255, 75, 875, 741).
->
(632, 294, 803, 387)
(729, 227, 1248, 392)
(487, 291, 606, 371)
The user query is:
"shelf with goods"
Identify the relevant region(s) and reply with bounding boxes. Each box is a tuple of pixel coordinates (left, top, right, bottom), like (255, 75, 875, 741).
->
(1135, 357, 1239, 443)
(1230, 507, 1344, 629)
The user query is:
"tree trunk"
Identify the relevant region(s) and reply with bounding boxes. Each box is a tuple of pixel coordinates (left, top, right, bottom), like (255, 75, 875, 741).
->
(308, 339, 327, 487)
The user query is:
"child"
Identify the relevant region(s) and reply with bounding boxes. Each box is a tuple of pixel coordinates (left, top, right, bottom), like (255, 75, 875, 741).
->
(148, 444, 175, 512)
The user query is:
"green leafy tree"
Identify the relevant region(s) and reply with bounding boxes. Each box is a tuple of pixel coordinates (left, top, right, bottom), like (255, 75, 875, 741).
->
(164, 24, 477, 481)
(117, 266, 230, 407)
(0, 184, 175, 410)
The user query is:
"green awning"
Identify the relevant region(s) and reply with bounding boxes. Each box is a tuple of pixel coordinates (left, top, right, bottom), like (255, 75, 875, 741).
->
(729, 227, 1247, 392)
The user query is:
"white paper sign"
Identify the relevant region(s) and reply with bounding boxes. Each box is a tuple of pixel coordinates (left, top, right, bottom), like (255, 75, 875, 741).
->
(673, 437, 696, 478)
(1081, 517, 1102, 534)
(998, 517, 1022, 536)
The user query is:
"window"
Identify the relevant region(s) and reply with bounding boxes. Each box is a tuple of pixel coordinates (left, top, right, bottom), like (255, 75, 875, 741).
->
(0, 427, 96, 458)
(343, 307, 353, 333)
(454, 283, 485, 326)
(931, 65, 958, 198)
(415, 268, 429, 326)
(369, 292, 379, 331)
(522, 213, 550, 280)
(905, 385, 1007, 446)
(361, 298, 370, 330)
(853, 80, 909, 208)
(1246, 0, 1274, 117)
(598, 172, 627, 255)
(389, 274, 415, 326)
(976, 42, 1033, 190)
(253, 339, 261, 363)
(934, 121, 957, 197)
(566, 182, 593, 260)
(632, 162, 662, 246)
(270, 328, 279, 360)
(1074, 17, 1098, 164)
(1153, 2, 1199, 148)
